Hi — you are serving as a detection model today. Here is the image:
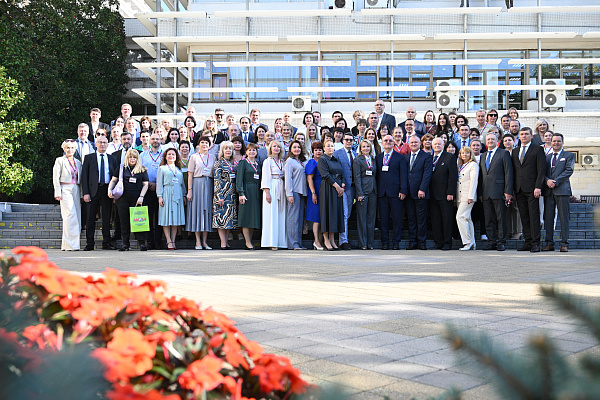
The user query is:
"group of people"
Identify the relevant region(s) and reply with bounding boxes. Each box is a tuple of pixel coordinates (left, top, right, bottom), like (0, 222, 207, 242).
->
(53, 101, 574, 253)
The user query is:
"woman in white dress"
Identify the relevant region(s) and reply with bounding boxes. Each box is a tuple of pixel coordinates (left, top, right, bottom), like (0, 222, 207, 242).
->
(261, 140, 287, 250)
(456, 146, 479, 251)
(52, 140, 82, 251)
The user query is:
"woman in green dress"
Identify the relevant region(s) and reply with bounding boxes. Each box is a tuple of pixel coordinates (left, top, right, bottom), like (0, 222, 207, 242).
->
(236, 143, 262, 250)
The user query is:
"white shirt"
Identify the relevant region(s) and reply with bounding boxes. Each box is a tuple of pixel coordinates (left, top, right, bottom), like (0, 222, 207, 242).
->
(96, 152, 111, 184)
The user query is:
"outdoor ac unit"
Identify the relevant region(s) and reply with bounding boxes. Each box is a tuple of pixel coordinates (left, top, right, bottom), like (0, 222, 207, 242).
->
(436, 79, 460, 109)
(330, 0, 353, 10)
(365, 0, 388, 8)
(291, 96, 311, 113)
(581, 154, 598, 166)
(542, 79, 566, 108)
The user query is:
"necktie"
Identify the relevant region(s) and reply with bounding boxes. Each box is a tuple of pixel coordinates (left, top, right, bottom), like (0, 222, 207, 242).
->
(348, 150, 354, 165)
(462, 140, 466, 148)
(384, 153, 389, 165)
(99, 154, 105, 185)
(519, 145, 527, 164)
(552, 153, 558, 168)
(486, 151, 492, 171)
(433, 155, 439, 171)
(410, 153, 416, 170)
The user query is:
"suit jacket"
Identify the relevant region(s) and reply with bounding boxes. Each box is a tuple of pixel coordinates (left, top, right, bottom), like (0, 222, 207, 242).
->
(379, 113, 397, 133)
(112, 149, 128, 166)
(430, 151, 458, 201)
(73, 139, 95, 162)
(480, 148, 513, 200)
(81, 152, 118, 198)
(542, 150, 574, 197)
(457, 161, 479, 203)
(87, 121, 110, 142)
(334, 147, 357, 187)
(455, 137, 471, 151)
(512, 144, 547, 193)
(375, 151, 408, 198)
(531, 134, 544, 147)
(353, 155, 377, 197)
(405, 150, 432, 199)
(52, 157, 82, 198)
(240, 130, 254, 145)
(399, 119, 426, 139)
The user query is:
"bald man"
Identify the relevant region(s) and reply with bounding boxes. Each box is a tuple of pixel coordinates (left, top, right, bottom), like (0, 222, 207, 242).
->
(398, 106, 426, 138)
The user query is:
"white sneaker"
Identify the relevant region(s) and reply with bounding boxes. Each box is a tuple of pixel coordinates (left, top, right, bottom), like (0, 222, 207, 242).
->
(481, 235, 488, 241)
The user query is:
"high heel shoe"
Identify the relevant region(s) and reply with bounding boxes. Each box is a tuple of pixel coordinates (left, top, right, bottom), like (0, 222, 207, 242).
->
(167, 242, 175, 250)
(324, 245, 334, 251)
(459, 243, 475, 251)
(313, 242, 324, 251)
(245, 245, 255, 250)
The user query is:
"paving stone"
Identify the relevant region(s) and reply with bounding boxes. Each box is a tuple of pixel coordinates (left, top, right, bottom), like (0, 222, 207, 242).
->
(325, 369, 398, 391)
(372, 380, 446, 400)
(414, 369, 483, 390)
(367, 361, 438, 380)
(295, 359, 360, 379)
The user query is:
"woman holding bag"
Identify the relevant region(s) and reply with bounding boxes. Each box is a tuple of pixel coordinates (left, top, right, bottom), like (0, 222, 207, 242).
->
(108, 149, 149, 251)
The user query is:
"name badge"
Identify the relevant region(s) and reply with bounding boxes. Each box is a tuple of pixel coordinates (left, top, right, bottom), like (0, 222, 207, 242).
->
(230, 173, 236, 179)
(254, 174, 260, 180)
(203, 168, 211, 176)
(365, 170, 373, 176)
(129, 177, 137, 183)
(172, 178, 179, 184)
(382, 166, 389, 172)
(151, 163, 159, 169)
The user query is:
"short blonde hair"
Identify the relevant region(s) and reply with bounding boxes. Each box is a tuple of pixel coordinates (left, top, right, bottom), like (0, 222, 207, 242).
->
(267, 140, 284, 160)
(218, 141, 234, 160)
(124, 149, 147, 175)
(61, 140, 77, 151)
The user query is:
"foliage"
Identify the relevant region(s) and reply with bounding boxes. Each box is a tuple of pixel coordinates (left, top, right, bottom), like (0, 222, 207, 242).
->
(0, 247, 313, 400)
(0, 67, 36, 196)
(0, 0, 128, 198)
(427, 286, 600, 400)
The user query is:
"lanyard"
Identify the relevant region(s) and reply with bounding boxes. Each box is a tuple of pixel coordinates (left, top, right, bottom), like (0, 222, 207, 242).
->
(393, 143, 404, 153)
(150, 149, 163, 163)
(273, 158, 283, 173)
(198, 153, 209, 168)
(544, 145, 552, 155)
(383, 152, 392, 166)
(166, 163, 178, 176)
(247, 159, 259, 174)
(68, 158, 78, 176)
(364, 155, 372, 169)
(427, 124, 436, 134)
(459, 161, 471, 173)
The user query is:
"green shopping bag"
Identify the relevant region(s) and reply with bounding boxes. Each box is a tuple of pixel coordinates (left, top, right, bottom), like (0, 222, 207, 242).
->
(130, 205, 150, 232)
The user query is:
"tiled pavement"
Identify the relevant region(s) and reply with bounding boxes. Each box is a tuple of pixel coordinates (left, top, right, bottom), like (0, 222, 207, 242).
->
(38, 249, 600, 400)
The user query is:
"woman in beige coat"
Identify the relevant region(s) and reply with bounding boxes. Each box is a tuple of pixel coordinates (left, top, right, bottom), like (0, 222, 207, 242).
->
(456, 146, 479, 251)
(53, 140, 83, 250)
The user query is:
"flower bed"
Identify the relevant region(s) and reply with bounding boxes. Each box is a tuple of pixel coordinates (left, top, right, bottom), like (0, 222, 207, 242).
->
(0, 246, 312, 399)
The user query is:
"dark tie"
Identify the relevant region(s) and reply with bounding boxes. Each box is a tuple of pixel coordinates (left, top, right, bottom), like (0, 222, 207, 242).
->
(348, 150, 354, 165)
(410, 153, 416, 170)
(552, 153, 558, 168)
(519, 145, 527, 164)
(462, 140, 466, 148)
(433, 155, 439, 171)
(384, 153, 389, 164)
(486, 151, 492, 171)
(99, 154, 105, 185)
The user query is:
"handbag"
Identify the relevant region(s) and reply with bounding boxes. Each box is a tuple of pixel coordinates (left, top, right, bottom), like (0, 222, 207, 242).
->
(130, 205, 150, 232)
(112, 164, 124, 200)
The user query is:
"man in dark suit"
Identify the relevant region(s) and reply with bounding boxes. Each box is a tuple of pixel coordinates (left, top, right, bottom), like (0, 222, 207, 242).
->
(375, 135, 408, 250)
(112, 131, 134, 166)
(81, 136, 118, 250)
(405, 135, 433, 250)
(74, 123, 95, 162)
(87, 107, 110, 142)
(374, 99, 396, 133)
(334, 132, 358, 250)
(480, 133, 514, 251)
(512, 127, 547, 252)
(239, 117, 254, 144)
(429, 137, 458, 250)
(398, 107, 426, 139)
(542, 133, 574, 252)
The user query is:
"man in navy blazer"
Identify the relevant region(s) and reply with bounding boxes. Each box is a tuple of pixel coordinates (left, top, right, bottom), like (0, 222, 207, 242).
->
(239, 117, 254, 144)
(374, 99, 396, 133)
(333, 131, 357, 250)
(398, 107, 426, 139)
(429, 137, 458, 250)
(542, 133, 574, 252)
(405, 135, 433, 249)
(375, 135, 408, 250)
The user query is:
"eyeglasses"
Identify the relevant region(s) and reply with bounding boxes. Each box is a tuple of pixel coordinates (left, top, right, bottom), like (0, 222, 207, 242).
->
(343, 138, 353, 142)
(382, 139, 393, 143)
(215, 114, 224, 117)
(488, 114, 498, 117)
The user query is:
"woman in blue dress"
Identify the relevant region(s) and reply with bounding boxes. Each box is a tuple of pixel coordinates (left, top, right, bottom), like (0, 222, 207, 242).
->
(305, 141, 324, 250)
(157, 148, 186, 250)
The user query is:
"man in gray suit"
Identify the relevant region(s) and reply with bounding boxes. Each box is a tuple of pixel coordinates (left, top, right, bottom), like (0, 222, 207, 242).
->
(542, 133, 574, 252)
(334, 130, 357, 250)
(480, 133, 513, 251)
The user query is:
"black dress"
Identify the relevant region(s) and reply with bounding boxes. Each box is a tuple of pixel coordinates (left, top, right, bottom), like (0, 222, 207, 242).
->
(317, 154, 345, 233)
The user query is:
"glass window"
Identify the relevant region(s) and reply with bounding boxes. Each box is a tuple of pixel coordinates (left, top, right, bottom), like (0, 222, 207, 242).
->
(322, 54, 355, 100)
(192, 55, 211, 101)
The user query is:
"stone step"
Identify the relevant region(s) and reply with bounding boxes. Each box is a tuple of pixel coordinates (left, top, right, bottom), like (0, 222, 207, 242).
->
(7, 203, 61, 213)
(2, 212, 62, 221)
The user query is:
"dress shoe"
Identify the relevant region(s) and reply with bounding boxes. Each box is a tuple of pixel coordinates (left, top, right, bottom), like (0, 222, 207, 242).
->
(102, 244, 117, 250)
(441, 244, 452, 251)
(406, 243, 417, 250)
(381, 243, 389, 250)
(483, 243, 497, 251)
(340, 242, 351, 250)
(140, 245, 148, 251)
(246, 245, 256, 250)
(497, 244, 506, 251)
(419, 243, 427, 250)
(203, 244, 212, 250)
(83, 245, 94, 251)
(560, 245, 568, 252)
(118, 246, 129, 251)
(530, 244, 541, 253)
(392, 243, 400, 250)
(518, 244, 532, 251)
(542, 244, 555, 252)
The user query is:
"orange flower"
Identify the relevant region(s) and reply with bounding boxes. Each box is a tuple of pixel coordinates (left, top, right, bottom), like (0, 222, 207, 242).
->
(22, 324, 60, 350)
(107, 384, 181, 400)
(178, 356, 224, 393)
(200, 309, 236, 331)
(251, 354, 309, 394)
(71, 298, 125, 326)
(12, 246, 50, 262)
(146, 330, 177, 346)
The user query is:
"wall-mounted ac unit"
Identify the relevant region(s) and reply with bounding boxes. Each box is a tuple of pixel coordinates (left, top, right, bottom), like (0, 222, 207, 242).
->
(581, 154, 598, 166)
(365, 0, 388, 8)
(435, 79, 460, 109)
(330, 0, 354, 10)
(542, 79, 566, 108)
(292, 96, 311, 112)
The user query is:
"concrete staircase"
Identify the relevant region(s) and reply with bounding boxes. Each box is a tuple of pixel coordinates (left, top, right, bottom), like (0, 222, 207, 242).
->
(0, 202, 598, 250)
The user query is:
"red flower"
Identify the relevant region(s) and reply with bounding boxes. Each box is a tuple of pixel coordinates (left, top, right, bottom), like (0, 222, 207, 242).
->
(22, 324, 60, 350)
(107, 384, 181, 400)
(178, 356, 224, 394)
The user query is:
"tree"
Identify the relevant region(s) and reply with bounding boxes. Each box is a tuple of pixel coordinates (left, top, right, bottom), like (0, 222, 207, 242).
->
(0, 67, 36, 196)
(0, 0, 128, 200)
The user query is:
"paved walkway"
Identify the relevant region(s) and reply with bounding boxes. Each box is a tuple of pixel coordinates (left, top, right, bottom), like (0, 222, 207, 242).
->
(38, 249, 600, 400)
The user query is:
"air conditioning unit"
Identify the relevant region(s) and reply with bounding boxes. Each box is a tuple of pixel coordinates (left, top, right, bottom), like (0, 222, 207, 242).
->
(330, 0, 353, 10)
(365, 0, 388, 8)
(436, 79, 460, 109)
(291, 96, 311, 113)
(542, 79, 566, 108)
(581, 154, 598, 166)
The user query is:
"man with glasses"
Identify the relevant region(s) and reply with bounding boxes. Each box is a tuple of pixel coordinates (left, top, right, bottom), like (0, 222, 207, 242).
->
(398, 106, 426, 139)
(405, 135, 432, 250)
(374, 99, 396, 133)
(334, 131, 358, 250)
(240, 116, 254, 144)
(375, 134, 408, 250)
(214, 108, 227, 130)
